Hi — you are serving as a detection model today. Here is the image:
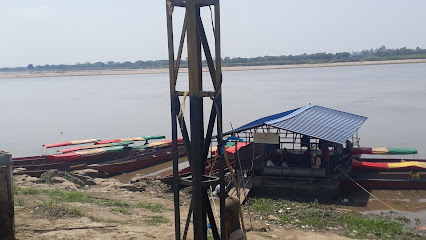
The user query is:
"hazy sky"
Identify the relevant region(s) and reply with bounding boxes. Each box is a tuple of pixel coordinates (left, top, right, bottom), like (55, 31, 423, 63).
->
(1, 0, 425, 68)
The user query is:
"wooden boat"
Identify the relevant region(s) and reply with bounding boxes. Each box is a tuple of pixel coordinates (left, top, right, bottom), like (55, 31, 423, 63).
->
(351, 147, 418, 155)
(352, 159, 426, 171)
(12, 138, 102, 166)
(340, 171, 426, 190)
(359, 157, 426, 163)
(89, 138, 186, 174)
(12, 136, 167, 176)
(160, 142, 250, 185)
(95, 135, 165, 145)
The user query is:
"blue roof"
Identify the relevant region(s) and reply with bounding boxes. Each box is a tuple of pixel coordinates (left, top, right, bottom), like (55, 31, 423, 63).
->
(225, 105, 368, 144)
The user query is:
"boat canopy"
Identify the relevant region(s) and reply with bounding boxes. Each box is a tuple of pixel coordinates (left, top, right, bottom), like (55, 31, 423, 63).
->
(224, 105, 368, 144)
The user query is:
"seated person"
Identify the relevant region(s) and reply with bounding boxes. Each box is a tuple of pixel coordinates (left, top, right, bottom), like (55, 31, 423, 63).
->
(266, 159, 275, 167)
(312, 155, 321, 168)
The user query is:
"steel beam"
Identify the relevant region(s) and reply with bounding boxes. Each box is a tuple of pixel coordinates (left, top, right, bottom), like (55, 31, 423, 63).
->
(166, 1, 222, 239)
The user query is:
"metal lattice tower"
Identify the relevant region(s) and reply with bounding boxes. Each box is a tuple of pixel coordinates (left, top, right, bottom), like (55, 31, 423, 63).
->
(166, 0, 224, 239)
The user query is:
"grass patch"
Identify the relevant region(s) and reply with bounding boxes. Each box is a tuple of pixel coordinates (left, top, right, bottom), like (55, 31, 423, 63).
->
(143, 216, 169, 225)
(339, 214, 404, 239)
(247, 197, 425, 240)
(15, 198, 26, 206)
(110, 207, 131, 215)
(35, 201, 83, 219)
(19, 187, 41, 195)
(135, 202, 167, 212)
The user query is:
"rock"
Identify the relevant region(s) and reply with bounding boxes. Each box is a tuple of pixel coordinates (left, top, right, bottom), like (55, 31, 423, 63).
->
(130, 175, 147, 183)
(51, 177, 68, 184)
(60, 181, 77, 190)
(72, 169, 102, 178)
(268, 215, 279, 221)
(117, 182, 147, 192)
(23, 175, 39, 183)
(71, 174, 96, 185)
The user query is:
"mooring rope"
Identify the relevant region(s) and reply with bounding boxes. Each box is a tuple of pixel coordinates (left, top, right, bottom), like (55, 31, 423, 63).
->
(337, 166, 395, 211)
(178, 91, 189, 119)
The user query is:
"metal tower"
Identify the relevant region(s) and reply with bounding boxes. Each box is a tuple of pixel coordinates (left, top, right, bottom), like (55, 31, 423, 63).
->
(166, 0, 224, 240)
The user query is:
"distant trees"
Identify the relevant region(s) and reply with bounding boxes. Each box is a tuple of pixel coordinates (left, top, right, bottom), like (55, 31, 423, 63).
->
(2, 46, 426, 72)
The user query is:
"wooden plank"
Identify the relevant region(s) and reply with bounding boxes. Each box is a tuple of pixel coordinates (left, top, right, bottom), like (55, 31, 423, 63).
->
(228, 176, 253, 204)
(0, 151, 14, 240)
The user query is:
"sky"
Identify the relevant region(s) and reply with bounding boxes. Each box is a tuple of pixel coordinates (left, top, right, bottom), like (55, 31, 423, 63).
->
(1, 0, 426, 68)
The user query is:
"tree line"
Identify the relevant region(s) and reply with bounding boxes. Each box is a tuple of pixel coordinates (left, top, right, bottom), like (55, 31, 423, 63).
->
(1, 46, 426, 72)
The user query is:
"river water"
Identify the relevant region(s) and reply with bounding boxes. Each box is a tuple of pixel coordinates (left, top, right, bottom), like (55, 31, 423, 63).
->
(1, 62, 425, 158)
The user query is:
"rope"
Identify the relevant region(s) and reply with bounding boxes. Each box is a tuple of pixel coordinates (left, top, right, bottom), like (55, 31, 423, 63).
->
(337, 166, 395, 211)
(178, 91, 189, 119)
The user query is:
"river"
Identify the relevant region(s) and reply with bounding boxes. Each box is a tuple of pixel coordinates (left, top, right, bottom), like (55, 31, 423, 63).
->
(2, 62, 426, 228)
(1, 62, 425, 158)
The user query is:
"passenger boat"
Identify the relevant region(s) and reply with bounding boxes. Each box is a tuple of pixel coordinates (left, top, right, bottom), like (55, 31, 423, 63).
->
(89, 138, 186, 174)
(159, 142, 251, 185)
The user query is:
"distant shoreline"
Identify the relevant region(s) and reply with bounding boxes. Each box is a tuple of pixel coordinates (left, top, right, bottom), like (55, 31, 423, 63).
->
(1, 59, 426, 79)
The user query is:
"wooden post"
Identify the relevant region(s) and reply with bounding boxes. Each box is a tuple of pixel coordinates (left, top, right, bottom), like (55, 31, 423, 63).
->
(0, 150, 14, 240)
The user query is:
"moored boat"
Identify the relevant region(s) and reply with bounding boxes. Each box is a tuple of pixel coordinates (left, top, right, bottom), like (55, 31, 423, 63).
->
(352, 159, 426, 171)
(90, 138, 186, 174)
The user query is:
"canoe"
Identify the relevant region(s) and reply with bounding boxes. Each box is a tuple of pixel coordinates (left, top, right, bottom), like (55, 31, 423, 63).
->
(351, 147, 418, 155)
(95, 135, 165, 145)
(352, 159, 426, 171)
(43, 139, 100, 148)
(360, 157, 426, 163)
(90, 138, 185, 174)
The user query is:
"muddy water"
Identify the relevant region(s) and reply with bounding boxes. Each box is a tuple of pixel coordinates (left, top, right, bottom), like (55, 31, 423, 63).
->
(336, 189, 426, 231)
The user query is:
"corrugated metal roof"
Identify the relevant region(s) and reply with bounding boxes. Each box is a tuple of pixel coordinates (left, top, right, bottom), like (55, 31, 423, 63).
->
(224, 107, 300, 135)
(225, 105, 368, 144)
(266, 105, 367, 144)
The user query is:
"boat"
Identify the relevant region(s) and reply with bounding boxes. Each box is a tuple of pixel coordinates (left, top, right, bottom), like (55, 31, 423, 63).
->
(95, 135, 165, 145)
(352, 159, 426, 171)
(340, 171, 426, 190)
(351, 147, 418, 155)
(12, 136, 167, 176)
(159, 142, 251, 185)
(89, 138, 186, 174)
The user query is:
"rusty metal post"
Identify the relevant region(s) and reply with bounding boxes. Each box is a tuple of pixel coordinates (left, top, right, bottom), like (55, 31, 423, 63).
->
(167, 1, 223, 239)
(0, 151, 14, 240)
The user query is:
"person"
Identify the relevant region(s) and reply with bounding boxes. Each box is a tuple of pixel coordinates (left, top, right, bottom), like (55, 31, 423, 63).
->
(409, 170, 420, 180)
(281, 148, 293, 158)
(225, 196, 245, 240)
(301, 135, 310, 149)
(312, 155, 321, 168)
(345, 140, 353, 155)
(319, 140, 330, 162)
(266, 159, 275, 167)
